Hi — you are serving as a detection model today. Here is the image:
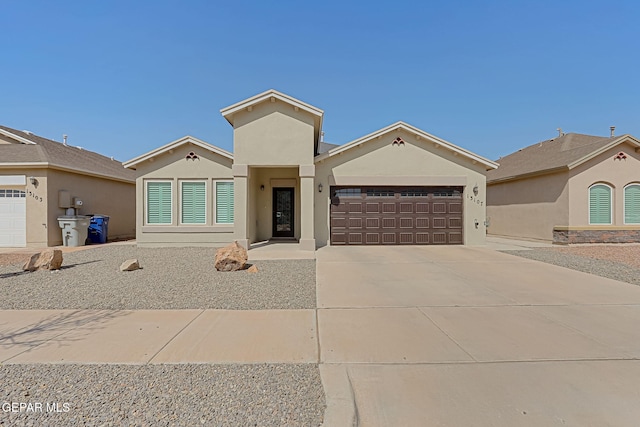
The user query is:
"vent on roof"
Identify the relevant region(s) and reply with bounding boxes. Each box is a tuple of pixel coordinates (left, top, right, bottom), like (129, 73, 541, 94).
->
(63, 134, 68, 146)
(610, 126, 615, 137)
(76, 146, 83, 150)
(22, 130, 32, 135)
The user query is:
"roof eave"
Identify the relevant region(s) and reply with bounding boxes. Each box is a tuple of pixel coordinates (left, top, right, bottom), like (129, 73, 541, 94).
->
(567, 134, 640, 169)
(487, 166, 569, 185)
(123, 136, 233, 169)
(315, 121, 498, 169)
(0, 162, 134, 183)
(220, 89, 324, 125)
(0, 128, 38, 145)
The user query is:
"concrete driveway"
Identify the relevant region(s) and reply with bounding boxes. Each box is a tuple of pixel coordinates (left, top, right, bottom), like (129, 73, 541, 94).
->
(316, 246, 640, 426)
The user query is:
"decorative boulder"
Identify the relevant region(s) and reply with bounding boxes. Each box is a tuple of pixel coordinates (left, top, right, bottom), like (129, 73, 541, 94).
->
(23, 249, 63, 272)
(214, 241, 248, 272)
(247, 265, 258, 273)
(120, 259, 140, 272)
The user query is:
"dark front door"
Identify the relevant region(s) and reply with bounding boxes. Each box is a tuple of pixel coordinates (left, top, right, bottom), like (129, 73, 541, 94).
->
(272, 188, 295, 238)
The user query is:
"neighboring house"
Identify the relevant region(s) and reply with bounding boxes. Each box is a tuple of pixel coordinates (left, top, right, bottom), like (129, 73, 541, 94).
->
(487, 131, 640, 243)
(0, 126, 136, 247)
(124, 89, 498, 249)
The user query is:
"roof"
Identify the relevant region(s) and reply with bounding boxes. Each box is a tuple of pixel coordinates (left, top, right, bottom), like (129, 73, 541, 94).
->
(123, 135, 233, 169)
(487, 132, 640, 183)
(314, 121, 499, 170)
(0, 126, 136, 183)
(317, 141, 340, 155)
(220, 89, 324, 122)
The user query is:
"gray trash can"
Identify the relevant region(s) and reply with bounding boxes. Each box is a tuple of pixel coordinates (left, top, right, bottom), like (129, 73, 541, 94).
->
(57, 215, 91, 247)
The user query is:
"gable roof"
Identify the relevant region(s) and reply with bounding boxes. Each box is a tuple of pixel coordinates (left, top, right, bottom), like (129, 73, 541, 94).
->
(220, 89, 324, 122)
(487, 132, 640, 183)
(123, 135, 233, 169)
(0, 125, 136, 183)
(314, 121, 499, 170)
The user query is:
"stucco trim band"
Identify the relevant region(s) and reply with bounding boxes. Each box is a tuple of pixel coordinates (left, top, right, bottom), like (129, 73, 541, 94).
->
(328, 175, 468, 186)
(141, 226, 234, 233)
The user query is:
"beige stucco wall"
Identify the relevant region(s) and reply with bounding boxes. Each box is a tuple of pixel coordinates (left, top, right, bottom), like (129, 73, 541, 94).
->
(486, 171, 569, 241)
(232, 101, 315, 166)
(314, 129, 490, 247)
(568, 142, 640, 226)
(133, 143, 234, 247)
(1, 167, 135, 247)
(45, 169, 135, 245)
(248, 167, 300, 243)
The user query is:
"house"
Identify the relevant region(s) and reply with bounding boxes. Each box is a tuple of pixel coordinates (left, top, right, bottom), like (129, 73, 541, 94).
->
(486, 130, 640, 244)
(123, 89, 498, 249)
(0, 126, 136, 247)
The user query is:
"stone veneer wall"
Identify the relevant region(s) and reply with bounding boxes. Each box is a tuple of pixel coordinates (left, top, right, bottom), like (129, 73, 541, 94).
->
(553, 228, 640, 244)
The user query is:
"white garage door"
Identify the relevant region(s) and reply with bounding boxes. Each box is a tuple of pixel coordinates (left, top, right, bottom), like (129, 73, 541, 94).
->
(0, 189, 27, 247)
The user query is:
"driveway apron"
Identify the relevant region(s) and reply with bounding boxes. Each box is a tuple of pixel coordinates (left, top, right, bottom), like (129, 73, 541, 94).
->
(316, 245, 640, 426)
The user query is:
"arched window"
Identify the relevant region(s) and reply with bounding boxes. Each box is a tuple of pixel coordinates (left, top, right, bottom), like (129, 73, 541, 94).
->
(624, 184, 640, 224)
(589, 184, 612, 225)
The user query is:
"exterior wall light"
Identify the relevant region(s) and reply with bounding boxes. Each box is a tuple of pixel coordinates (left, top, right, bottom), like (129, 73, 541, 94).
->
(260, 185, 265, 191)
(318, 183, 323, 193)
(29, 176, 38, 186)
(473, 184, 479, 196)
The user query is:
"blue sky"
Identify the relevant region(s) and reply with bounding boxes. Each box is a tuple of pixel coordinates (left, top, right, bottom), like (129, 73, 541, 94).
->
(2, 0, 639, 162)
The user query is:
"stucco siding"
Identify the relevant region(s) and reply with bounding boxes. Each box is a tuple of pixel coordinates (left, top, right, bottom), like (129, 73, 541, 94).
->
(232, 102, 315, 166)
(133, 143, 234, 247)
(487, 171, 569, 241)
(45, 169, 135, 245)
(568, 142, 640, 226)
(314, 130, 489, 247)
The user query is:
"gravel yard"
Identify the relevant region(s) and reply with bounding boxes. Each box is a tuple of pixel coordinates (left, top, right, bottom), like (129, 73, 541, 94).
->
(0, 246, 316, 310)
(0, 363, 325, 426)
(502, 245, 640, 286)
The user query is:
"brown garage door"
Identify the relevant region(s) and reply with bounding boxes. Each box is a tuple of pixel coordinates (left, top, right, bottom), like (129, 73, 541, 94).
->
(330, 186, 463, 245)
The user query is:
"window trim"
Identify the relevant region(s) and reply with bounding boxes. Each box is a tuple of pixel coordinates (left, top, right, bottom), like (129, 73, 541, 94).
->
(623, 183, 640, 225)
(588, 183, 613, 225)
(145, 180, 173, 226)
(179, 180, 208, 225)
(214, 180, 235, 225)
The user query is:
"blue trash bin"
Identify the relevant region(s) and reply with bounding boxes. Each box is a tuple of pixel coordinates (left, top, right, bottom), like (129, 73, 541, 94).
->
(88, 215, 110, 244)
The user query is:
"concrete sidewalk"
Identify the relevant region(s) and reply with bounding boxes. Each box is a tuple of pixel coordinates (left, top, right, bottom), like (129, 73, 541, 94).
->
(4, 244, 640, 426)
(0, 309, 318, 364)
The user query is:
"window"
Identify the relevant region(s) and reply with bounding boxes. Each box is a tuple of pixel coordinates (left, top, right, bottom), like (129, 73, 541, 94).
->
(146, 181, 172, 224)
(589, 184, 612, 225)
(333, 188, 362, 197)
(624, 184, 640, 224)
(215, 181, 234, 224)
(0, 189, 26, 197)
(181, 181, 206, 224)
(366, 188, 395, 197)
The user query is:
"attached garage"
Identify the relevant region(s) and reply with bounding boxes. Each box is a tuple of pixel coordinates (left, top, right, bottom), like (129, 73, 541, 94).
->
(330, 186, 463, 245)
(314, 122, 498, 247)
(0, 189, 27, 247)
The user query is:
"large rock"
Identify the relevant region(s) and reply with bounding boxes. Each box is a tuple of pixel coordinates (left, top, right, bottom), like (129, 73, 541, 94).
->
(23, 249, 63, 272)
(214, 241, 248, 272)
(120, 259, 140, 272)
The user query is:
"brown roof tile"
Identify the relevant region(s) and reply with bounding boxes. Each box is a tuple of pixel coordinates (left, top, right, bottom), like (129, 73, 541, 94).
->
(487, 133, 616, 183)
(0, 126, 135, 182)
